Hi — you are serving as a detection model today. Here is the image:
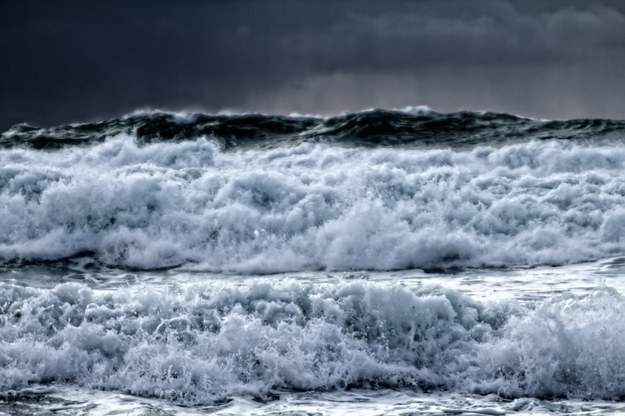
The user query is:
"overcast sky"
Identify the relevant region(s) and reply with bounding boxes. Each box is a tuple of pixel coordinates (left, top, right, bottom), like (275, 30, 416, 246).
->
(2, 0, 625, 129)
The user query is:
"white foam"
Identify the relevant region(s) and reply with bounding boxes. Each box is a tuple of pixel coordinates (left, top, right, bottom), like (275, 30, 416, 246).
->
(2, 137, 625, 271)
(1, 281, 625, 404)
(395, 105, 434, 115)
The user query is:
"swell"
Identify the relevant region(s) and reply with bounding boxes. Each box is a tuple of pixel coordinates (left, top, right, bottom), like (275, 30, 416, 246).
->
(2, 109, 625, 150)
(1, 281, 624, 404)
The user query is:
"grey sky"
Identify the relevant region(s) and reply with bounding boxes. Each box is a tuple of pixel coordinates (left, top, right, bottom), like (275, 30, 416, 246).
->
(2, 0, 625, 129)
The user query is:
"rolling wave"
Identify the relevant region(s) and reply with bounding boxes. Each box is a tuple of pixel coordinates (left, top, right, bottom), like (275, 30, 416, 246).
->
(3, 109, 625, 408)
(2, 132, 625, 271)
(2, 109, 625, 150)
(1, 281, 624, 404)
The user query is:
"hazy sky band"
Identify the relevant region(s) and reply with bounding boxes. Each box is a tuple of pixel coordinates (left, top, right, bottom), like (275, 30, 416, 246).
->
(2, 0, 625, 129)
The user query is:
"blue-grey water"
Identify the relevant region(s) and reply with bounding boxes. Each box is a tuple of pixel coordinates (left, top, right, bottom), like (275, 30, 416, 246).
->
(2, 108, 625, 414)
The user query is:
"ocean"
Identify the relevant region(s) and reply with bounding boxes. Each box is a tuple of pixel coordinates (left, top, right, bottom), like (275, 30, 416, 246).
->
(2, 107, 625, 415)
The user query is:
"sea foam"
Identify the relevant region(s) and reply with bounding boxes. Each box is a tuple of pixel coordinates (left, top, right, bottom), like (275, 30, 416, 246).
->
(1, 281, 624, 404)
(2, 136, 625, 272)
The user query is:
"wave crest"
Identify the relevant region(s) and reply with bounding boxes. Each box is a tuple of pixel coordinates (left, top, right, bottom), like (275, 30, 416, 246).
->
(2, 109, 624, 150)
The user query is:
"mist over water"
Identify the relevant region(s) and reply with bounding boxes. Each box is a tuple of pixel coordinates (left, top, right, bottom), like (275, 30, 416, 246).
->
(2, 108, 625, 414)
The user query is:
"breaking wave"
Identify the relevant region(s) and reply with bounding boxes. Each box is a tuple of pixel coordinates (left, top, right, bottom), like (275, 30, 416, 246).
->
(1, 110, 625, 272)
(4, 109, 625, 407)
(1, 281, 624, 404)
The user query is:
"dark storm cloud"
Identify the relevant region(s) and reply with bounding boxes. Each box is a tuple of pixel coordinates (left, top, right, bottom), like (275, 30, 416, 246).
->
(1, 0, 625, 129)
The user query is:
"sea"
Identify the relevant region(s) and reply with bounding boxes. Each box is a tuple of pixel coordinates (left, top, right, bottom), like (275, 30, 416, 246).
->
(2, 107, 625, 415)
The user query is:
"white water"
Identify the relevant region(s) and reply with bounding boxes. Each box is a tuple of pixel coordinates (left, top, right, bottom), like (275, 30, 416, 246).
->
(3, 133, 625, 414)
(2, 136, 625, 272)
(2, 260, 625, 414)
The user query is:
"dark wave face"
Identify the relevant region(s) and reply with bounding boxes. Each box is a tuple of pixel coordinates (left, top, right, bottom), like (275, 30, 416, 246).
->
(3, 108, 625, 150)
(2, 108, 625, 272)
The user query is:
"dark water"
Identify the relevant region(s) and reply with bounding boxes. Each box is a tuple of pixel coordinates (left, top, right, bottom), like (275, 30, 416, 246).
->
(3, 108, 625, 151)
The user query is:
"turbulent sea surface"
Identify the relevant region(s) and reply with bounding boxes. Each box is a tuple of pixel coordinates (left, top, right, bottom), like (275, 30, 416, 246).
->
(2, 107, 625, 414)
